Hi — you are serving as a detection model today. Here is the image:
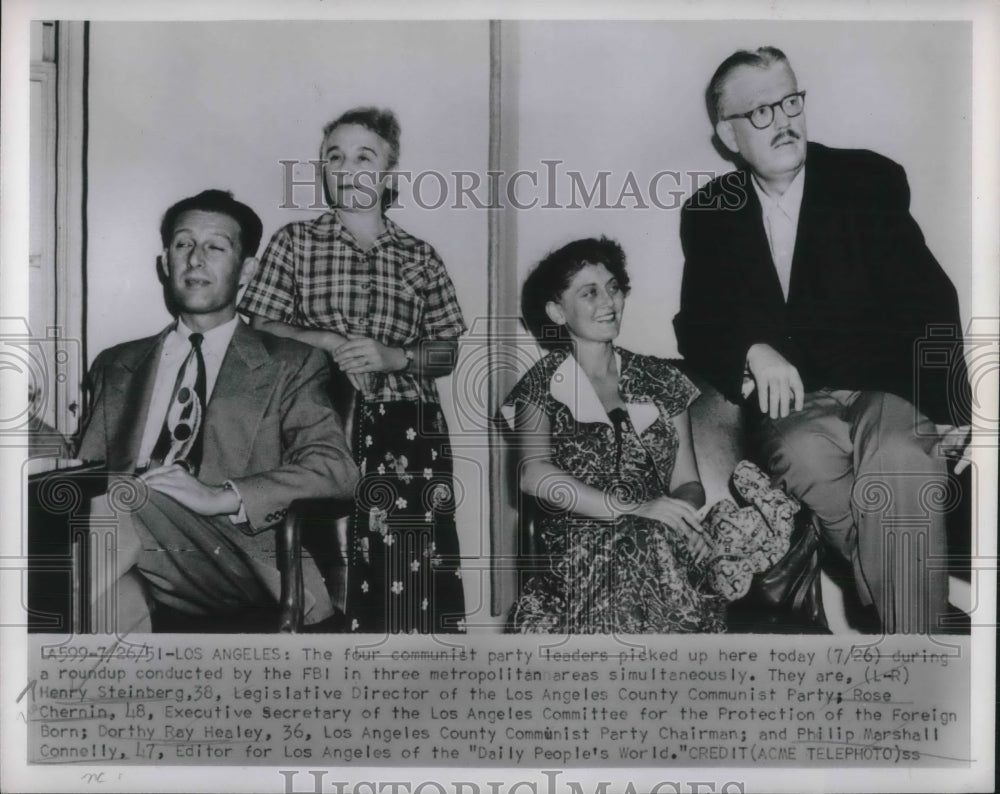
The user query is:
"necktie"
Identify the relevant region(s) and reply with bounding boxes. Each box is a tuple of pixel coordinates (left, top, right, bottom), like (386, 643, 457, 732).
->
(150, 332, 207, 473)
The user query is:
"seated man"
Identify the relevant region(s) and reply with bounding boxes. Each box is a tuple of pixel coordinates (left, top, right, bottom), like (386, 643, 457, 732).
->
(78, 189, 358, 632)
(674, 47, 971, 634)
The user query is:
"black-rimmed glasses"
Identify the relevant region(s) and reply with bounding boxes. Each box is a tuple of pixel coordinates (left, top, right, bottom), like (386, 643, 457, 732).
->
(722, 91, 806, 130)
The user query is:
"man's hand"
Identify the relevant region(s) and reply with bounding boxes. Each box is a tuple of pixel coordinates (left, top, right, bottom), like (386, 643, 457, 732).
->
(935, 424, 972, 475)
(140, 465, 241, 516)
(634, 496, 711, 563)
(746, 343, 804, 419)
(333, 337, 406, 375)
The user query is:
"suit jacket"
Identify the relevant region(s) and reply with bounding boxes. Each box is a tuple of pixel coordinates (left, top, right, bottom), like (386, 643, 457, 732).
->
(78, 319, 358, 531)
(674, 142, 969, 425)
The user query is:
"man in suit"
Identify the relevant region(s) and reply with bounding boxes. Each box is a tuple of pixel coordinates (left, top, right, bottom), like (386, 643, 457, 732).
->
(674, 47, 971, 634)
(79, 189, 358, 632)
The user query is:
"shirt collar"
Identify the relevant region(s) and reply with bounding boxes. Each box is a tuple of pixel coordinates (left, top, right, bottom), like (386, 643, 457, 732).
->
(172, 315, 239, 359)
(751, 163, 806, 217)
(319, 209, 402, 250)
(548, 349, 659, 435)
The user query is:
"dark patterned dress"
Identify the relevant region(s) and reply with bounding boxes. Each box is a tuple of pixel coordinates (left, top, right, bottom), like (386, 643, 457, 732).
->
(502, 347, 727, 633)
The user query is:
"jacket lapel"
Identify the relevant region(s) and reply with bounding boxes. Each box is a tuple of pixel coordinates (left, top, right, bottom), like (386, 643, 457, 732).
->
(200, 321, 279, 482)
(733, 171, 787, 310)
(786, 143, 823, 305)
(107, 330, 167, 472)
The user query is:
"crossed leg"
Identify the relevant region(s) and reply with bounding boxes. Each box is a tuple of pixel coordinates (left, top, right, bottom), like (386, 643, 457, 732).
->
(90, 488, 334, 633)
(756, 389, 949, 634)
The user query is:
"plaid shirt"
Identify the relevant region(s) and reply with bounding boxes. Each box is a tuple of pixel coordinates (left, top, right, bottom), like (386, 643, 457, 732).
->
(239, 212, 466, 404)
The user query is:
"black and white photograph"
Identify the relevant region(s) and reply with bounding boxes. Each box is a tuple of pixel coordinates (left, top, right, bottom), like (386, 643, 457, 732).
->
(2, 1, 996, 793)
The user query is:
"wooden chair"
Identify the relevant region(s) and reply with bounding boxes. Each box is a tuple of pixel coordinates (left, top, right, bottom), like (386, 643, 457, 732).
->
(277, 497, 355, 633)
(27, 460, 354, 634)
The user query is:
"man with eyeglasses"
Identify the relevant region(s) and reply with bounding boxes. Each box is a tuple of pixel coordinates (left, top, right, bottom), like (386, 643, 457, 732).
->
(78, 189, 358, 632)
(674, 47, 971, 634)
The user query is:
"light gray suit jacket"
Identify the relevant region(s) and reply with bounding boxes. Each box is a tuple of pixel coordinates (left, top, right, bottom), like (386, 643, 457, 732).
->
(78, 319, 358, 531)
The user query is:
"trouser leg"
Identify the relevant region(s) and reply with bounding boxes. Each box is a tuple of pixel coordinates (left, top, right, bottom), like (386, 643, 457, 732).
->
(756, 390, 948, 634)
(756, 391, 858, 556)
(88, 492, 149, 635)
(92, 489, 334, 629)
(847, 391, 948, 634)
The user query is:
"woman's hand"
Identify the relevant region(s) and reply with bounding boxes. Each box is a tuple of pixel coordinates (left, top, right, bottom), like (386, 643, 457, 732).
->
(634, 496, 711, 563)
(317, 329, 350, 356)
(310, 332, 367, 392)
(333, 337, 406, 375)
(346, 372, 370, 393)
(246, 318, 371, 392)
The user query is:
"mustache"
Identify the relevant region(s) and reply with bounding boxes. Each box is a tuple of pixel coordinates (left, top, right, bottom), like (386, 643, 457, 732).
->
(771, 129, 801, 147)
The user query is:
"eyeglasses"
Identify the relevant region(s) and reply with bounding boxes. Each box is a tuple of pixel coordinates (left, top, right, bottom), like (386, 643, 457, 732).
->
(722, 91, 806, 130)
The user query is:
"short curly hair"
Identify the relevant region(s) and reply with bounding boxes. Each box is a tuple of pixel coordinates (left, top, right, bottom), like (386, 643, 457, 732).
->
(320, 106, 401, 211)
(520, 236, 631, 350)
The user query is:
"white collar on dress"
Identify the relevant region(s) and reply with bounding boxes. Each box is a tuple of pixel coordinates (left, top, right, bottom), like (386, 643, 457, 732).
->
(547, 350, 659, 435)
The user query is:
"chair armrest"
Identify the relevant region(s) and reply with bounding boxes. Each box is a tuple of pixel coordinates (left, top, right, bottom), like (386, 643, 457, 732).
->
(277, 497, 355, 634)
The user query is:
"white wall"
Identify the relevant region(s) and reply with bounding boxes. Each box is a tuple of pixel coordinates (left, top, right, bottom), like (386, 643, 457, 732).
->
(86, 21, 493, 624)
(85, 20, 974, 629)
(509, 20, 973, 357)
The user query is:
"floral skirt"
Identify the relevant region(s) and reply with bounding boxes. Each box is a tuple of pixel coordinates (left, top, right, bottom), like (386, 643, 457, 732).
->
(345, 400, 466, 633)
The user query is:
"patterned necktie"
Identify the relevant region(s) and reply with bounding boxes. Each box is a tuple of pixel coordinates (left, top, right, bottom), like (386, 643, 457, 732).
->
(150, 332, 206, 473)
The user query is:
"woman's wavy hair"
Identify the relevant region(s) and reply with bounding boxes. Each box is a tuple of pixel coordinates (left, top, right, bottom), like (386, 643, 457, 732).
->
(520, 236, 630, 351)
(320, 106, 401, 212)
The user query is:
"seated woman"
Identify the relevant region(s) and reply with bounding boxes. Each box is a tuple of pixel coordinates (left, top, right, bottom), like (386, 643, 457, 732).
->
(502, 237, 797, 633)
(502, 237, 725, 633)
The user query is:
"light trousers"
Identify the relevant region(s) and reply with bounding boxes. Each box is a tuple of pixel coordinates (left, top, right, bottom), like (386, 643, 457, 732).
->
(755, 390, 950, 634)
(90, 488, 334, 633)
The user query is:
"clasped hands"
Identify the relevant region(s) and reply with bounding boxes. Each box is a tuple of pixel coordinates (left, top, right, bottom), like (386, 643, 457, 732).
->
(321, 332, 408, 392)
(632, 497, 711, 564)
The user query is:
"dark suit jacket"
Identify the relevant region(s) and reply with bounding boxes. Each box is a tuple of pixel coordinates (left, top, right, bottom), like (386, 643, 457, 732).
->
(674, 142, 969, 425)
(78, 319, 358, 531)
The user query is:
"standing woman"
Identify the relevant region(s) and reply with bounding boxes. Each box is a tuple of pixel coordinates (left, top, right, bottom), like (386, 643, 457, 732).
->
(240, 107, 467, 633)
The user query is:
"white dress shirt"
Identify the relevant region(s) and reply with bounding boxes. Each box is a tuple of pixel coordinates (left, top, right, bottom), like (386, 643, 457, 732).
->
(751, 165, 806, 301)
(137, 315, 239, 467)
(741, 167, 806, 398)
